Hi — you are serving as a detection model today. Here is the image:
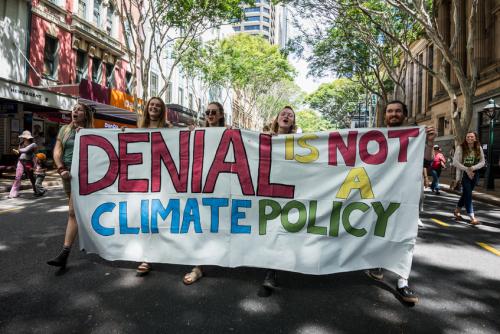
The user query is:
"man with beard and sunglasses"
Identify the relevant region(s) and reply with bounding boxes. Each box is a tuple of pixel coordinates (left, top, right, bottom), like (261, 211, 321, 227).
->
(365, 100, 436, 304)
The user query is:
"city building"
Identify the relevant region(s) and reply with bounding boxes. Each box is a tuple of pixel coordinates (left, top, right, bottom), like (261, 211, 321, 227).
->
(402, 0, 500, 175)
(232, 1, 288, 48)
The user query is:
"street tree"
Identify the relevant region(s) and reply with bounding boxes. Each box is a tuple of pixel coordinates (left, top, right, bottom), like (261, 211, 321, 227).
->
(178, 34, 296, 129)
(305, 78, 365, 129)
(116, 0, 251, 114)
(296, 109, 334, 132)
(283, 0, 481, 141)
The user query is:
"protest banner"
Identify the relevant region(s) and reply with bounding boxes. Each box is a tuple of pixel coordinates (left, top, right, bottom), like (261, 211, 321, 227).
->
(72, 127, 424, 278)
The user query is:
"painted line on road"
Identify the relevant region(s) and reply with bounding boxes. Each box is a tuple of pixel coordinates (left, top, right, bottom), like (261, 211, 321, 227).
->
(431, 218, 449, 227)
(476, 242, 500, 256)
(0, 207, 20, 214)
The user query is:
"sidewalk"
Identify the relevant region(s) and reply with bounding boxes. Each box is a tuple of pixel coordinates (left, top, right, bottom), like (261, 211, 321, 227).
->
(431, 174, 500, 207)
(0, 169, 62, 193)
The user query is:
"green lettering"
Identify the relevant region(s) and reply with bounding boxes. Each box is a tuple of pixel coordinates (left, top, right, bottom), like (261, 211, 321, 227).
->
(371, 202, 401, 237)
(259, 199, 282, 235)
(342, 202, 369, 237)
(329, 201, 343, 237)
(281, 200, 307, 233)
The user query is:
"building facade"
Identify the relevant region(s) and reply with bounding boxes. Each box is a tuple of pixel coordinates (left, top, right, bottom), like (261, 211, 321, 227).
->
(404, 0, 500, 173)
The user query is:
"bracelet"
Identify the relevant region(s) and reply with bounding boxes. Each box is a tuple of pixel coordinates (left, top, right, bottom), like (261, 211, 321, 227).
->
(57, 166, 68, 175)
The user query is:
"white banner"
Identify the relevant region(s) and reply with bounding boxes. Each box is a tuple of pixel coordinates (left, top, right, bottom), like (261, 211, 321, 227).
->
(72, 127, 425, 278)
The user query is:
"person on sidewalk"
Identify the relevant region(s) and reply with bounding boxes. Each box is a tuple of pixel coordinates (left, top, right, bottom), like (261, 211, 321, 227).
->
(46, 103, 93, 269)
(430, 145, 446, 194)
(260, 106, 297, 291)
(135, 97, 173, 276)
(8, 130, 39, 198)
(34, 153, 47, 197)
(366, 100, 436, 304)
(452, 131, 485, 225)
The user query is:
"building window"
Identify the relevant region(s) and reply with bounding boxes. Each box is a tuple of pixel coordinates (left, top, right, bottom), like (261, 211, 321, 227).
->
(263, 16, 270, 23)
(407, 62, 414, 118)
(91, 57, 102, 83)
(78, 0, 87, 18)
(94, 0, 101, 26)
(106, 4, 114, 35)
(75, 50, 87, 83)
(166, 82, 172, 103)
(245, 16, 261, 22)
(197, 98, 202, 112)
(106, 63, 114, 88)
(263, 7, 270, 14)
(244, 7, 260, 13)
(233, 26, 241, 32)
(438, 116, 445, 137)
(244, 25, 260, 31)
(417, 54, 423, 115)
(263, 25, 270, 31)
(150, 73, 158, 97)
(125, 71, 132, 94)
(178, 87, 184, 105)
(427, 45, 434, 103)
(189, 93, 193, 110)
(43, 35, 58, 79)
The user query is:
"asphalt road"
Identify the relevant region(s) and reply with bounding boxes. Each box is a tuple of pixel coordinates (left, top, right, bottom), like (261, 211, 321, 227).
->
(0, 186, 499, 334)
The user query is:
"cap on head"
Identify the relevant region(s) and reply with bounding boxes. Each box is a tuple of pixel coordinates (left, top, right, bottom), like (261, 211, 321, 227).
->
(19, 130, 33, 139)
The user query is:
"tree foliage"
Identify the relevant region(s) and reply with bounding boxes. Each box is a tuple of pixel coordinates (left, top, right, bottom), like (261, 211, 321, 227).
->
(178, 33, 297, 128)
(305, 78, 365, 129)
(296, 109, 334, 132)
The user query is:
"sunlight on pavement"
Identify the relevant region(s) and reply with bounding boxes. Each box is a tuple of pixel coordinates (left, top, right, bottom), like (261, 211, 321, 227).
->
(0, 207, 21, 214)
(476, 242, 500, 256)
(113, 274, 144, 288)
(239, 297, 281, 314)
(47, 205, 69, 212)
(0, 242, 9, 251)
(293, 324, 333, 334)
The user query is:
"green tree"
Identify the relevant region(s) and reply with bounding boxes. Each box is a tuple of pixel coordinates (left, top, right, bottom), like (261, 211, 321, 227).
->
(178, 34, 297, 128)
(296, 109, 334, 132)
(305, 78, 365, 128)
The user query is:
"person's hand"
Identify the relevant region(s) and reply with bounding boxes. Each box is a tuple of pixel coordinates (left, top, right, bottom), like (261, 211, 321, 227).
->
(188, 124, 196, 131)
(12, 149, 19, 155)
(75, 126, 83, 133)
(466, 170, 474, 179)
(60, 170, 71, 180)
(425, 126, 436, 143)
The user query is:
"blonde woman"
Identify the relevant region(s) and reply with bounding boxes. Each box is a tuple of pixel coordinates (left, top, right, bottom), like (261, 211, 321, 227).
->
(136, 97, 173, 275)
(47, 103, 93, 269)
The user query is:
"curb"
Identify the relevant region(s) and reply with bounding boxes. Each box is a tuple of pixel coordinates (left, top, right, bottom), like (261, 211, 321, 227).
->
(439, 184, 500, 207)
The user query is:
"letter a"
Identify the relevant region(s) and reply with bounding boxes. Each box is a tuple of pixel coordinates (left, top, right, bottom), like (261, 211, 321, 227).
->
(336, 167, 374, 199)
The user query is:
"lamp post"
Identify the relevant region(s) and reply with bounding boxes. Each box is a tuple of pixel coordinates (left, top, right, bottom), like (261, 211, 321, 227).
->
(482, 98, 500, 190)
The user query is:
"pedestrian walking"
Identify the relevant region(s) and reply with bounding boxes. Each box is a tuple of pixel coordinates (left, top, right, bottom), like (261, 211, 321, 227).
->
(261, 106, 297, 291)
(136, 96, 173, 276)
(34, 152, 47, 197)
(452, 131, 485, 225)
(8, 130, 39, 198)
(366, 100, 436, 304)
(46, 103, 93, 269)
(183, 101, 227, 285)
(430, 145, 446, 194)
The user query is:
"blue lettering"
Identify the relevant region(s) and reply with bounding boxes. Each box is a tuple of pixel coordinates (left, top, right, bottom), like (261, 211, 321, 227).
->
(141, 200, 149, 233)
(91, 202, 115, 236)
(180, 198, 202, 233)
(152, 199, 180, 233)
(202, 198, 229, 233)
(119, 201, 139, 234)
(231, 199, 252, 234)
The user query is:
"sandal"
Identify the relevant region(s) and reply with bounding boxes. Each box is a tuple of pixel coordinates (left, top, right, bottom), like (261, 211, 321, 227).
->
(183, 266, 203, 285)
(470, 218, 480, 226)
(453, 208, 462, 219)
(136, 262, 152, 276)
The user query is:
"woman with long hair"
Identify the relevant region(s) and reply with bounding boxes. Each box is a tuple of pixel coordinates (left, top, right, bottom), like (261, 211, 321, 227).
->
(262, 106, 297, 290)
(452, 131, 485, 225)
(47, 102, 93, 269)
(136, 97, 173, 276)
(183, 101, 226, 285)
(8, 131, 39, 198)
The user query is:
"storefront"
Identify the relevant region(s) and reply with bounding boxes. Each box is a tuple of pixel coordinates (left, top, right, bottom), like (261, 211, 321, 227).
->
(0, 78, 76, 163)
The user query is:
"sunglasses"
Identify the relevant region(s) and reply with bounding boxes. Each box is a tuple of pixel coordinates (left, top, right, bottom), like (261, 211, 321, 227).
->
(205, 109, 219, 116)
